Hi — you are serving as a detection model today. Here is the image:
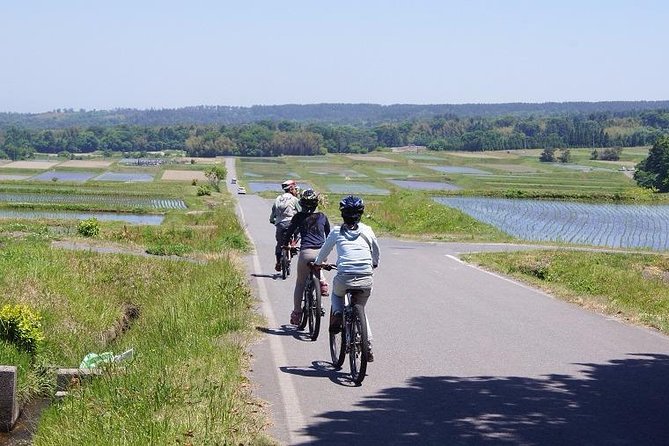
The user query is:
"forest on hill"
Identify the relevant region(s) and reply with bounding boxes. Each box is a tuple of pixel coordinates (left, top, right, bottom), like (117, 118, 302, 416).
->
(1, 103, 668, 159)
(2, 101, 669, 129)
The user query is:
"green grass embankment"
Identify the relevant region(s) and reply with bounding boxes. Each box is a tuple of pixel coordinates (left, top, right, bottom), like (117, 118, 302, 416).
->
(0, 193, 272, 445)
(463, 250, 669, 334)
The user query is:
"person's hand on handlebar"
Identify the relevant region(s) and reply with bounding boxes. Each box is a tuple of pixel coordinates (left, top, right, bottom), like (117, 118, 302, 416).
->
(310, 262, 335, 271)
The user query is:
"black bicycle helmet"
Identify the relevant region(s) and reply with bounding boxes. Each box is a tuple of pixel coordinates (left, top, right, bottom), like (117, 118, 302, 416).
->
(300, 189, 319, 210)
(339, 195, 364, 223)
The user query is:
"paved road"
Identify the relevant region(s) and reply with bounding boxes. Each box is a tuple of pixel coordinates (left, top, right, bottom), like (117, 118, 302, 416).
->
(226, 159, 669, 446)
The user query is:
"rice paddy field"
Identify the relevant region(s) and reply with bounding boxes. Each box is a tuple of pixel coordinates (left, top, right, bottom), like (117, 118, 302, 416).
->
(437, 196, 669, 251)
(235, 147, 669, 252)
(235, 147, 648, 198)
(0, 155, 217, 215)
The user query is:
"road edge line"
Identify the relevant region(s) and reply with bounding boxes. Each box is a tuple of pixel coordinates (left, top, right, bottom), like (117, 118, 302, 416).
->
(230, 162, 306, 445)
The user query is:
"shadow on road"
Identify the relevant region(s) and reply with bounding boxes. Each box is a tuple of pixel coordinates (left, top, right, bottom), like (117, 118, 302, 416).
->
(281, 361, 358, 387)
(256, 325, 314, 342)
(295, 353, 669, 445)
(251, 272, 282, 280)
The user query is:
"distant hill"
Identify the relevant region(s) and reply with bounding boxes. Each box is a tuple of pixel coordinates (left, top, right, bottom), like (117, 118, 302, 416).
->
(2, 101, 669, 129)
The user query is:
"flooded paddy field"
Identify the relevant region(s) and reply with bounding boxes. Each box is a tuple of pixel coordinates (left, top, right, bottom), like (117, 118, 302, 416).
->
(436, 196, 669, 251)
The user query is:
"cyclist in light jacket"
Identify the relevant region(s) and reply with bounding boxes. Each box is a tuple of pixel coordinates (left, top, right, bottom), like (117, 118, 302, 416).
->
(314, 195, 379, 361)
(269, 179, 300, 272)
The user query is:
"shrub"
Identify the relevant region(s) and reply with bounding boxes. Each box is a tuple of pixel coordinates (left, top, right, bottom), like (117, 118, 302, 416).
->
(204, 165, 227, 192)
(191, 178, 198, 186)
(78, 218, 100, 237)
(197, 185, 212, 196)
(0, 304, 45, 355)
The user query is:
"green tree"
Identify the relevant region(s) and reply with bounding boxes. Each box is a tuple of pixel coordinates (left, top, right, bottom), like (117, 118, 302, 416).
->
(634, 135, 669, 192)
(558, 149, 572, 163)
(539, 147, 556, 162)
(204, 165, 227, 192)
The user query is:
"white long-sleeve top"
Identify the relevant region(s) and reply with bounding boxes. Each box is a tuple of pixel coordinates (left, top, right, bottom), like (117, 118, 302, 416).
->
(315, 223, 379, 275)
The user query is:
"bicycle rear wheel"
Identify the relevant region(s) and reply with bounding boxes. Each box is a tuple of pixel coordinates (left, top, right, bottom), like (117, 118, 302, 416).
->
(307, 278, 322, 341)
(281, 251, 288, 280)
(298, 279, 310, 330)
(329, 310, 345, 368)
(349, 304, 369, 385)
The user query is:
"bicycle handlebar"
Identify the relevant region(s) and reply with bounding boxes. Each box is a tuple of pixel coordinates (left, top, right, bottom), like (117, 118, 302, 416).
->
(308, 261, 336, 271)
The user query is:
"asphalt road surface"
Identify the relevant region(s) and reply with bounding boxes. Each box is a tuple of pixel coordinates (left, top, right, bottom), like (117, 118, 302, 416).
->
(226, 159, 669, 446)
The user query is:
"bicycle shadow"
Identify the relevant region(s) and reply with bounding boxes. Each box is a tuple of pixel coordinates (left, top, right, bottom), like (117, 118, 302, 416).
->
(256, 325, 318, 342)
(295, 353, 669, 445)
(280, 361, 359, 387)
(250, 273, 282, 280)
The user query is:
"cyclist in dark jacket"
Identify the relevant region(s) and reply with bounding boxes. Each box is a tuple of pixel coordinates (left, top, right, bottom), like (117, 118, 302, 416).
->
(284, 189, 331, 325)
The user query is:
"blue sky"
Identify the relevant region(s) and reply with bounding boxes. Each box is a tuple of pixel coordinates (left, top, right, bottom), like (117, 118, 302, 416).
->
(1, 0, 668, 112)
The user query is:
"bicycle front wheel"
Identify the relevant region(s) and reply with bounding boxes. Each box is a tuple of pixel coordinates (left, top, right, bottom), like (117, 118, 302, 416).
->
(329, 310, 345, 368)
(308, 278, 322, 341)
(349, 304, 369, 385)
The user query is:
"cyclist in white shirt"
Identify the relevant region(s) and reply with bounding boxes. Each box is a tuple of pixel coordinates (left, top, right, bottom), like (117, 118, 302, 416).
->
(314, 195, 379, 361)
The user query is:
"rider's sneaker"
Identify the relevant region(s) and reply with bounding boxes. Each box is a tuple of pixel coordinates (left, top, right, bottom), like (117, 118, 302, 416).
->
(319, 280, 329, 296)
(290, 310, 301, 325)
(275, 262, 281, 272)
(367, 344, 375, 363)
(329, 311, 342, 334)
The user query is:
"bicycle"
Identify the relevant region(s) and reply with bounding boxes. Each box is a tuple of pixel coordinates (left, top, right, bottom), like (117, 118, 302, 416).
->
(298, 262, 326, 341)
(321, 264, 370, 385)
(279, 235, 299, 280)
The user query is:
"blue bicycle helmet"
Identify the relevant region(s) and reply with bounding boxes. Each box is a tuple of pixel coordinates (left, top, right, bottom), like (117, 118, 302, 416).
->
(339, 195, 364, 223)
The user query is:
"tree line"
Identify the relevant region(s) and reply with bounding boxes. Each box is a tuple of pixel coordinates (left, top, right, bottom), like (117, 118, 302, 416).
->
(1, 111, 668, 160)
(3, 101, 669, 129)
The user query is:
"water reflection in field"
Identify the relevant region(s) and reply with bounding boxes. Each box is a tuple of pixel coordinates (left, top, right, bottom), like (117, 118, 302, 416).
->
(389, 180, 461, 191)
(248, 182, 313, 193)
(427, 166, 491, 175)
(326, 183, 390, 195)
(436, 196, 669, 251)
(94, 172, 154, 182)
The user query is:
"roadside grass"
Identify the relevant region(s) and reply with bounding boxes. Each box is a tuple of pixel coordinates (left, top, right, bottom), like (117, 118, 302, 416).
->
(0, 236, 271, 444)
(462, 250, 669, 334)
(0, 341, 37, 403)
(0, 177, 272, 444)
(30, 253, 272, 445)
